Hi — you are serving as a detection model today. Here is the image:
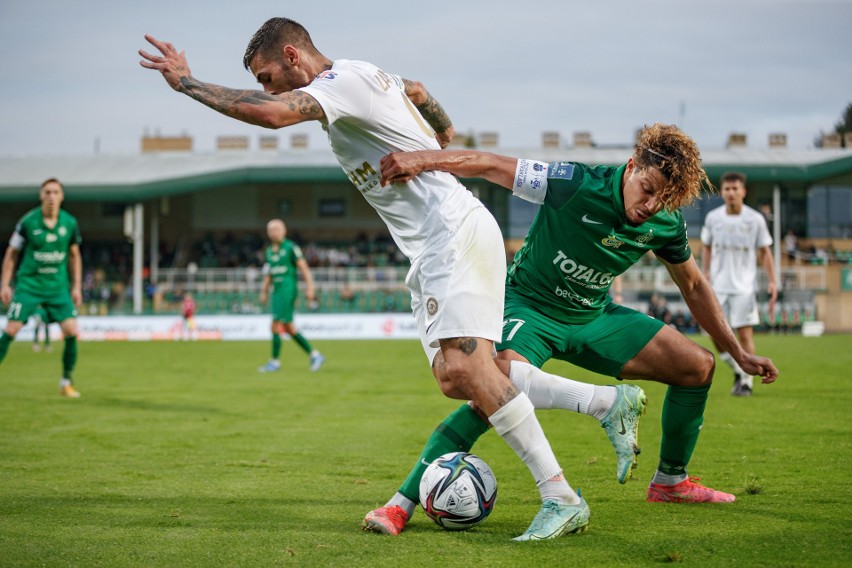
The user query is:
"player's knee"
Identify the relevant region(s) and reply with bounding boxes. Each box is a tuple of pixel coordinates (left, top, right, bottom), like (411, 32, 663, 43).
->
(4, 323, 22, 337)
(692, 348, 715, 386)
(442, 358, 477, 391)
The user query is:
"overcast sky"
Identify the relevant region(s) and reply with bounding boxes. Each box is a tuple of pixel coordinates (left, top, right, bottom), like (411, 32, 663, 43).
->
(1, 0, 850, 156)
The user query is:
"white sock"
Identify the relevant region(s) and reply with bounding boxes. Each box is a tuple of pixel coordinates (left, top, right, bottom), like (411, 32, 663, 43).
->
(59, 378, 72, 388)
(508, 360, 616, 420)
(718, 352, 746, 378)
(385, 492, 416, 518)
(488, 393, 580, 505)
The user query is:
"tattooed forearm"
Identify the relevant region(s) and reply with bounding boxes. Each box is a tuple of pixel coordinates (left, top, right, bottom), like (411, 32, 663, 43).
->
(179, 76, 278, 125)
(177, 76, 323, 126)
(403, 78, 453, 135)
(416, 94, 453, 135)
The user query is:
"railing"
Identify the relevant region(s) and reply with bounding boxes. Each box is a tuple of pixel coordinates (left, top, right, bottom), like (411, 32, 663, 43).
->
(87, 264, 828, 316)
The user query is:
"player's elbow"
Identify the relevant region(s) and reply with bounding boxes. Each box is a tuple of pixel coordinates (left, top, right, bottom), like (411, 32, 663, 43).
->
(406, 81, 428, 106)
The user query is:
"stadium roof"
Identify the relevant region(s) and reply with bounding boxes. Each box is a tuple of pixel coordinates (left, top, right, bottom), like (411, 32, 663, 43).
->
(1, 147, 851, 202)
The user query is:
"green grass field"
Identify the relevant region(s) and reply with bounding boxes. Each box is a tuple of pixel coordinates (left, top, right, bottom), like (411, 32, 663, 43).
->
(1, 335, 850, 567)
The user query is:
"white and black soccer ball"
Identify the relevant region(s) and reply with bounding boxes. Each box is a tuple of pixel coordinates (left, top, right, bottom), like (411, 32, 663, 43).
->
(419, 452, 497, 530)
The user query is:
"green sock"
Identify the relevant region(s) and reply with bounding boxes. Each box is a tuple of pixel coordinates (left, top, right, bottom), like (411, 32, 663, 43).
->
(398, 403, 491, 502)
(292, 333, 312, 354)
(44, 327, 50, 348)
(0, 332, 13, 364)
(272, 333, 282, 359)
(657, 383, 711, 476)
(62, 336, 78, 380)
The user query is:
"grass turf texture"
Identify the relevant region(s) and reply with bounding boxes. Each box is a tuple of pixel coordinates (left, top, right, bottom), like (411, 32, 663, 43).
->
(0, 335, 849, 567)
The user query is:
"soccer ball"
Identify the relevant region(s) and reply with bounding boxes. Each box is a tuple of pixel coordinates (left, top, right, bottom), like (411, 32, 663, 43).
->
(419, 452, 497, 530)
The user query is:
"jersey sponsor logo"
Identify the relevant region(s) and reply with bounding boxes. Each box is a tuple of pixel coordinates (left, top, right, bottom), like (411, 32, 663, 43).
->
(317, 70, 337, 80)
(601, 234, 625, 248)
(552, 250, 614, 288)
(549, 162, 575, 180)
(33, 250, 66, 263)
(554, 284, 594, 306)
(346, 161, 380, 193)
(270, 266, 289, 275)
(581, 214, 602, 225)
(635, 229, 655, 247)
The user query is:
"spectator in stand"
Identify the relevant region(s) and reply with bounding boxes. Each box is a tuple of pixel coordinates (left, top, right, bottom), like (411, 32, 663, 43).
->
(784, 230, 798, 263)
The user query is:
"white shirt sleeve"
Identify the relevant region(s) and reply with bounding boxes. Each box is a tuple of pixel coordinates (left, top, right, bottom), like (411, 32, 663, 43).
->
(700, 222, 712, 246)
(261, 263, 270, 276)
(298, 66, 374, 125)
(756, 214, 773, 248)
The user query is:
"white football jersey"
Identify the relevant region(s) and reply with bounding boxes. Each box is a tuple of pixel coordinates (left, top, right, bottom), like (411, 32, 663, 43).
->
(701, 205, 773, 294)
(299, 60, 483, 260)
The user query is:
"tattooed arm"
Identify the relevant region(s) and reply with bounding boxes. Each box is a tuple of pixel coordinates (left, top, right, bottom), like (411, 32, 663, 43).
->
(402, 79, 455, 148)
(139, 34, 323, 128)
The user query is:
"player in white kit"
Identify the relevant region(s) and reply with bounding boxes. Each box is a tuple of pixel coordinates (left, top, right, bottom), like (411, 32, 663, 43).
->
(140, 17, 591, 540)
(701, 172, 777, 396)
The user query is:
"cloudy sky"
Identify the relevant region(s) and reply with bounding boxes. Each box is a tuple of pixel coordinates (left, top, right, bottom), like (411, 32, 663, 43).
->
(1, 0, 850, 156)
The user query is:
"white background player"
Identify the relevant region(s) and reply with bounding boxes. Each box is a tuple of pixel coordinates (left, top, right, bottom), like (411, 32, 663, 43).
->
(139, 16, 588, 540)
(701, 171, 777, 396)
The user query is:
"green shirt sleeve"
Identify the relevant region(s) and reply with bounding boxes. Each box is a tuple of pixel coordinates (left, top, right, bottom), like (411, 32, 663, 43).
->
(654, 215, 692, 264)
(544, 162, 613, 210)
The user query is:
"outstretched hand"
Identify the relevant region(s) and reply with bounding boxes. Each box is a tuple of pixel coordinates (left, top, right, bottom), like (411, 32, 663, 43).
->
(139, 34, 191, 91)
(738, 353, 779, 384)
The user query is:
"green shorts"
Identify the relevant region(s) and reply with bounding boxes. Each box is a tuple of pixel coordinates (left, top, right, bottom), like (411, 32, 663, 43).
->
(6, 289, 78, 324)
(271, 291, 296, 323)
(498, 290, 664, 378)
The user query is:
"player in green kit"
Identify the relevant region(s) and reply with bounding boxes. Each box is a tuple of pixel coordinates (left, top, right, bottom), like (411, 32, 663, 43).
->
(0, 178, 83, 398)
(363, 124, 779, 535)
(257, 219, 324, 373)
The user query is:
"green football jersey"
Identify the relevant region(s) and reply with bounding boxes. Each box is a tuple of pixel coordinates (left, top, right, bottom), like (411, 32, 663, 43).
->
(10, 208, 82, 296)
(508, 162, 691, 324)
(262, 240, 303, 295)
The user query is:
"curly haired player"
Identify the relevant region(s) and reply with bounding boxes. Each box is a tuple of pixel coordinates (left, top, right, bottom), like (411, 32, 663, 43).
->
(364, 123, 779, 535)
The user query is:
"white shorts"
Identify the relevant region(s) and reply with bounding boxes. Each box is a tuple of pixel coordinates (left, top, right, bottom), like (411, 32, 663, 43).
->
(715, 292, 759, 328)
(406, 206, 506, 364)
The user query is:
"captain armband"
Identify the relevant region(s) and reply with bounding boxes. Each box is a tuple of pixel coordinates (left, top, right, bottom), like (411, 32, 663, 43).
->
(512, 159, 549, 204)
(8, 231, 24, 250)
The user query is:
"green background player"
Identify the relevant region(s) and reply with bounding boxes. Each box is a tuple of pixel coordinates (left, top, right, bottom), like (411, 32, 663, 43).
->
(0, 178, 83, 398)
(258, 219, 324, 373)
(364, 123, 780, 535)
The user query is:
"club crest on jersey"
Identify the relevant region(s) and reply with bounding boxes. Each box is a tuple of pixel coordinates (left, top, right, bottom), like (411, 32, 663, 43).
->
(601, 234, 624, 248)
(635, 229, 654, 247)
(427, 297, 439, 316)
(58, 226, 67, 236)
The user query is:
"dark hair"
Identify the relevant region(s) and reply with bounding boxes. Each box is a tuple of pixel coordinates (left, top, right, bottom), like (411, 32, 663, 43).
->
(243, 17, 316, 70)
(40, 177, 63, 190)
(720, 171, 747, 186)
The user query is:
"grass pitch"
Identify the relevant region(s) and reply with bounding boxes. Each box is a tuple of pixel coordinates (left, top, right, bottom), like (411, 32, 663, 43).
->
(0, 335, 850, 567)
